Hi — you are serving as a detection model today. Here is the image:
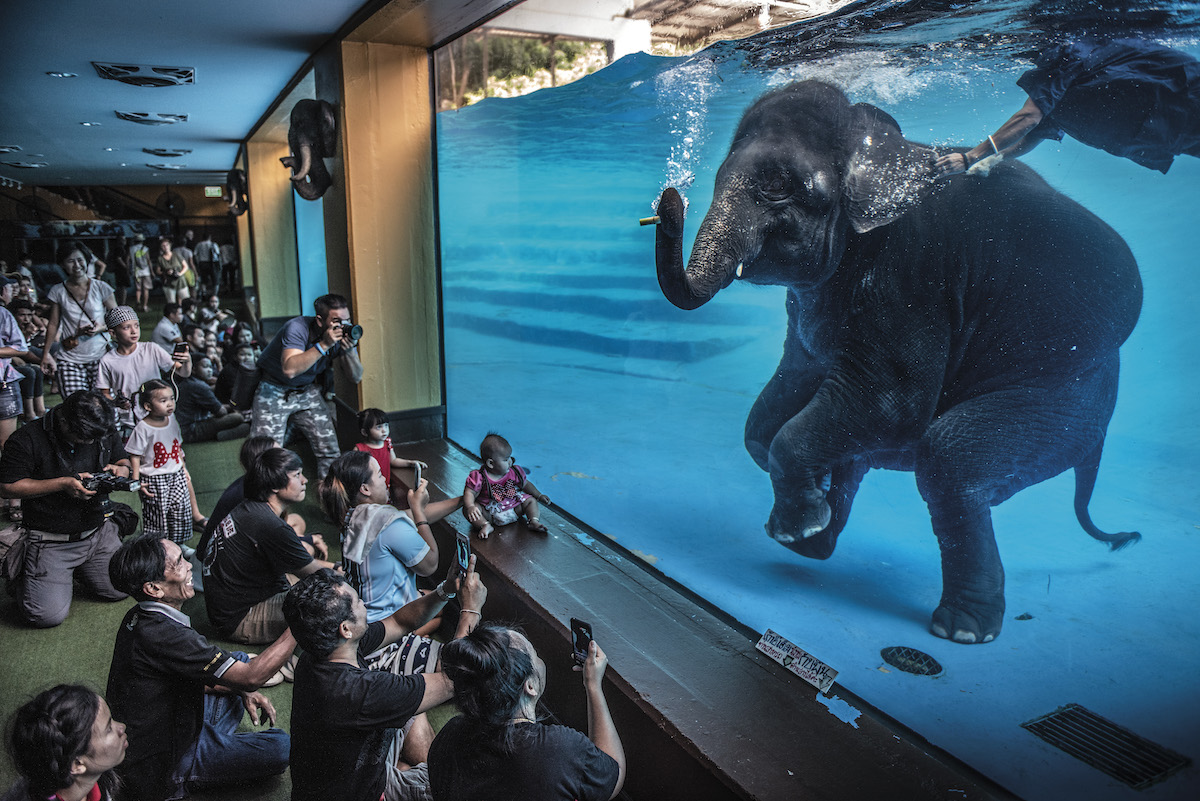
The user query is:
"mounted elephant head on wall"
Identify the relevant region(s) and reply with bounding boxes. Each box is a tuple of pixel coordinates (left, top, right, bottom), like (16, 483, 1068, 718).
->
(280, 98, 338, 201)
(654, 80, 1142, 645)
(225, 168, 247, 215)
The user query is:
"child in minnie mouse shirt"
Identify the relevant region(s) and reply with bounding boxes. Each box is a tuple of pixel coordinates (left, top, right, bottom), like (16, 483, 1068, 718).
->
(463, 432, 550, 538)
(127, 379, 193, 547)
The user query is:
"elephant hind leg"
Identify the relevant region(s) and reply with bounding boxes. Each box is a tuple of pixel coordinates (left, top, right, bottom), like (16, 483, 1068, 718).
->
(916, 364, 1120, 644)
(1073, 437, 1141, 551)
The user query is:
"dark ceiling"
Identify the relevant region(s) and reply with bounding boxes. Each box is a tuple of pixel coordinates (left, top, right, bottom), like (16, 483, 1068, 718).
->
(0, 1, 837, 190)
(0, 0, 384, 188)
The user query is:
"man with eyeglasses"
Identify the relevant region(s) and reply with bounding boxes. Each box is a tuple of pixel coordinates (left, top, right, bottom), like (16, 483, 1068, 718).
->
(107, 534, 296, 800)
(0, 390, 131, 627)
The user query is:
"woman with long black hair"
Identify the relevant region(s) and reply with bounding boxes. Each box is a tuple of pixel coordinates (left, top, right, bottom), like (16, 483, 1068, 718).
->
(3, 684, 126, 801)
(428, 623, 626, 801)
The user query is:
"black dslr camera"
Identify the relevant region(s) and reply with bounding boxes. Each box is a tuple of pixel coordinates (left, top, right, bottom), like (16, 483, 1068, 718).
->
(81, 472, 140, 494)
(339, 321, 363, 344)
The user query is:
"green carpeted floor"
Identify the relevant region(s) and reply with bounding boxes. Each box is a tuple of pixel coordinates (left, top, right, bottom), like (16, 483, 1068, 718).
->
(0, 309, 456, 797)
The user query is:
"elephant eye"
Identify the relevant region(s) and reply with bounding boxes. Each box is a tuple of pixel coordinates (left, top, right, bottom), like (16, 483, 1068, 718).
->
(758, 171, 793, 202)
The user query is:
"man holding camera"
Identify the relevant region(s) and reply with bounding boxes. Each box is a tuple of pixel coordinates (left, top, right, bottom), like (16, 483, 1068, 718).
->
(0, 391, 132, 627)
(251, 293, 363, 479)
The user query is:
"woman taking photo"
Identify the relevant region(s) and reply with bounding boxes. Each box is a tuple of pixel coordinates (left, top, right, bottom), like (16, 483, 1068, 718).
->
(428, 623, 626, 801)
(3, 684, 126, 801)
(40, 241, 117, 395)
(319, 451, 461, 652)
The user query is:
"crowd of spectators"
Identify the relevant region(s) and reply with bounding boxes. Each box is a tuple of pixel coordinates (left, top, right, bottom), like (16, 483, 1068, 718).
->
(0, 279, 626, 801)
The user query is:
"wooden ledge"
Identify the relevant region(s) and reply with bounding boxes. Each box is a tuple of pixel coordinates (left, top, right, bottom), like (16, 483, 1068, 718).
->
(403, 438, 1015, 801)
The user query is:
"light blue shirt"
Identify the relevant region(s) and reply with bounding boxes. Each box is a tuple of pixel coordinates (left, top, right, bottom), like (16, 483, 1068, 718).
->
(346, 515, 430, 623)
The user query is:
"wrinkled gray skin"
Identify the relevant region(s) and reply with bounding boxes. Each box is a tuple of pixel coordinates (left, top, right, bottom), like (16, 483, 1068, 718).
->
(280, 99, 337, 201)
(655, 81, 1142, 644)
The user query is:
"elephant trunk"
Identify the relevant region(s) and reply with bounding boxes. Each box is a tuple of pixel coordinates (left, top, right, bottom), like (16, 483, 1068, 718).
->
(655, 186, 759, 311)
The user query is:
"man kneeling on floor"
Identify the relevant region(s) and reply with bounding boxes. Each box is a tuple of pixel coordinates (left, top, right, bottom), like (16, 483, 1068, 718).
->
(283, 555, 488, 801)
(0, 391, 129, 627)
(106, 534, 296, 801)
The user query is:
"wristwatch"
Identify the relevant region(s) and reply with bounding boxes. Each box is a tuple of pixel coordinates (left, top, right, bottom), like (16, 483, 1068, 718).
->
(434, 581, 456, 601)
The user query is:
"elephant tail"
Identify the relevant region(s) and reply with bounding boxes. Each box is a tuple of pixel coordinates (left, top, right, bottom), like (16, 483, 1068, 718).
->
(1073, 438, 1141, 552)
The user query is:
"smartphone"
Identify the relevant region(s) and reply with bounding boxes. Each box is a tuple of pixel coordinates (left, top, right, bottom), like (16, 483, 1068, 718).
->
(172, 342, 189, 356)
(570, 618, 593, 665)
(455, 531, 471, 573)
(412, 462, 422, 491)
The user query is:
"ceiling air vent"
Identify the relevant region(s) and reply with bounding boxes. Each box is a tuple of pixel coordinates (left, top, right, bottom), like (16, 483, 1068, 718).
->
(143, 148, 192, 157)
(146, 163, 185, 170)
(93, 62, 195, 87)
(2, 161, 47, 168)
(0, 145, 22, 154)
(115, 111, 188, 126)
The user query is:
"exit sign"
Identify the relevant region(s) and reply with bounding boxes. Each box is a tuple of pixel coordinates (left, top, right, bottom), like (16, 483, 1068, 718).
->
(204, 186, 223, 198)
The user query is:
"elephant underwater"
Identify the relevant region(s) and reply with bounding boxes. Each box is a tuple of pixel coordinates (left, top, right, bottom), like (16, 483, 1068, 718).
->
(654, 80, 1142, 644)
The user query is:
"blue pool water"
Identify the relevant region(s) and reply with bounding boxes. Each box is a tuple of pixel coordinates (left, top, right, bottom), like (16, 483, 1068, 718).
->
(437, 2, 1200, 797)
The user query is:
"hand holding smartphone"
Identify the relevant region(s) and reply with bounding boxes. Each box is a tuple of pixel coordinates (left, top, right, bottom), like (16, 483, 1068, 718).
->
(455, 531, 471, 574)
(570, 618, 593, 665)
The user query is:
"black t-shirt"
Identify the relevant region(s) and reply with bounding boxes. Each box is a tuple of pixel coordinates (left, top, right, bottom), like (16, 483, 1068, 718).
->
(196, 475, 244, 561)
(106, 602, 238, 801)
(0, 411, 128, 534)
(202, 499, 313, 633)
(429, 715, 620, 801)
(174, 374, 224, 429)
(290, 622, 427, 801)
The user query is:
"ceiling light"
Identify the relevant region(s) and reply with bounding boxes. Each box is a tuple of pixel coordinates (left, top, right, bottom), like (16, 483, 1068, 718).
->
(46, 71, 78, 78)
(115, 111, 188, 125)
(93, 62, 195, 87)
(1, 161, 48, 168)
(147, 163, 185, 170)
(80, 121, 102, 127)
(103, 147, 118, 152)
(0, 145, 21, 154)
(143, 148, 192, 157)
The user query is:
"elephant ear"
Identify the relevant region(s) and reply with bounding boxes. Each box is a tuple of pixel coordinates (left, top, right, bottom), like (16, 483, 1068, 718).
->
(315, 100, 338, 158)
(842, 103, 937, 233)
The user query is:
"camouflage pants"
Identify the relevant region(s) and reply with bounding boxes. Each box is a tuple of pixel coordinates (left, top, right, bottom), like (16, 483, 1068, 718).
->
(250, 382, 340, 479)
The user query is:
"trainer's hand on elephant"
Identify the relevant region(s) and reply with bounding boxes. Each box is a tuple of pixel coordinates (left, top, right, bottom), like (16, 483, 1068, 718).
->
(934, 151, 971, 177)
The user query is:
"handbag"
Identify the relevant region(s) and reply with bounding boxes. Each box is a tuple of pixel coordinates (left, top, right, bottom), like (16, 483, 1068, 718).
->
(107, 501, 140, 539)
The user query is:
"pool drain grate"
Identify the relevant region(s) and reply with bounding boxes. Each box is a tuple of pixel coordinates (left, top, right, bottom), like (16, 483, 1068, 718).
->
(1021, 703, 1190, 789)
(879, 646, 943, 676)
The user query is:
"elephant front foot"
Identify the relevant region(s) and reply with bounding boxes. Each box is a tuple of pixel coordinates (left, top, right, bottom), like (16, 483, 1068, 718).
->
(930, 590, 1005, 644)
(766, 489, 837, 559)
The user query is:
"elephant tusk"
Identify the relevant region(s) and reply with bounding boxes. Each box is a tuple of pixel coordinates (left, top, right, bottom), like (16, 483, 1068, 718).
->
(639, 215, 661, 226)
